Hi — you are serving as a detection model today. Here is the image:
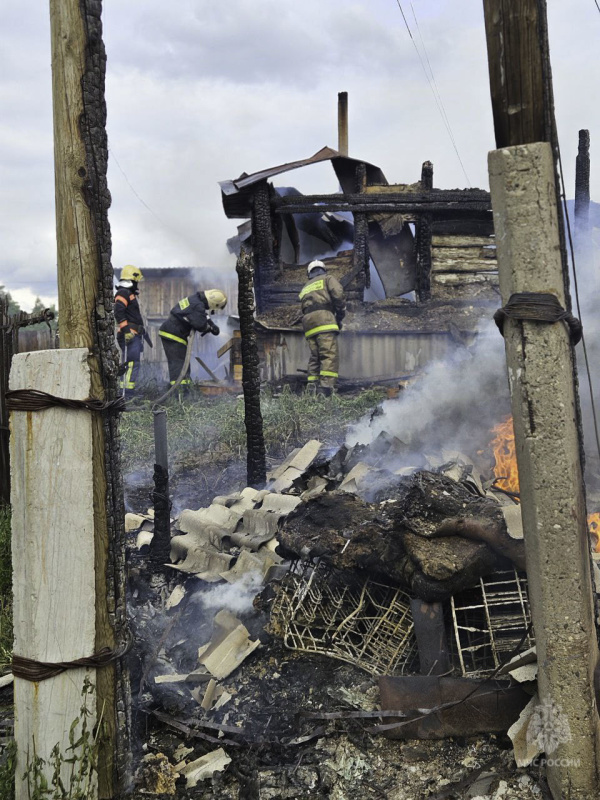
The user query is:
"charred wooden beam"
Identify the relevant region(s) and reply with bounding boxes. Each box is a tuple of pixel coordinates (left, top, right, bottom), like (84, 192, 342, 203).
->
(416, 213, 432, 301)
(251, 182, 278, 314)
(273, 189, 490, 213)
(353, 163, 370, 290)
(236, 249, 267, 487)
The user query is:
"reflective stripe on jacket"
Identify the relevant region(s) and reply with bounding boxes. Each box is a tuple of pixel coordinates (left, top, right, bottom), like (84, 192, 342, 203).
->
(299, 272, 346, 339)
(160, 291, 209, 341)
(114, 285, 144, 337)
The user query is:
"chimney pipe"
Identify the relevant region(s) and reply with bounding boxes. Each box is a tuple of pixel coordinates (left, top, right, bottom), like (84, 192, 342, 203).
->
(338, 92, 348, 156)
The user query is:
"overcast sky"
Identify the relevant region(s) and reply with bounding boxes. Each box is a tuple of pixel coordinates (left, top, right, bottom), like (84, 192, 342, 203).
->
(0, 0, 598, 310)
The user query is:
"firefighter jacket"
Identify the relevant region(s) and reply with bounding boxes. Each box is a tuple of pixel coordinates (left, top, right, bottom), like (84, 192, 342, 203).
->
(299, 271, 346, 339)
(114, 283, 144, 341)
(159, 291, 210, 345)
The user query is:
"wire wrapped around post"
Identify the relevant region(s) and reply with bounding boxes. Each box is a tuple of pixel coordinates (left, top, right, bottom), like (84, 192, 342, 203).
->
(236, 247, 267, 487)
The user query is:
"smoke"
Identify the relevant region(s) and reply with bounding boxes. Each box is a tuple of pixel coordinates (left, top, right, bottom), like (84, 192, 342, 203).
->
(197, 571, 264, 616)
(346, 321, 511, 465)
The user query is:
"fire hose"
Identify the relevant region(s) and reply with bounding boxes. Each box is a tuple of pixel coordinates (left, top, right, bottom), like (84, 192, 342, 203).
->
(151, 332, 196, 409)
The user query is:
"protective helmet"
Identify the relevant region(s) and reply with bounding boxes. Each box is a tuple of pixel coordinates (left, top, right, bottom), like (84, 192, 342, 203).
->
(204, 289, 228, 313)
(120, 264, 144, 282)
(307, 260, 326, 277)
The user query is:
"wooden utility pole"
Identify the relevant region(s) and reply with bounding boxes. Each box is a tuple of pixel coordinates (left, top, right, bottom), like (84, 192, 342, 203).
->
(484, 2, 600, 797)
(10, 2, 127, 798)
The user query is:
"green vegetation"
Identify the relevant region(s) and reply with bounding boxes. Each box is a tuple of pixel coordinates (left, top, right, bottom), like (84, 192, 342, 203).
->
(120, 386, 385, 473)
(0, 740, 16, 800)
(0, 505, 12, 671)
(22, 677, 100, 800)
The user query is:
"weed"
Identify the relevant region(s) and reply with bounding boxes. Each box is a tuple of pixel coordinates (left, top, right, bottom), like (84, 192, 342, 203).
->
(0, 740, 16, 800)
(0, 506, 12, 671)
(22, 676, 101, 800)
(120, 386, 384, 475)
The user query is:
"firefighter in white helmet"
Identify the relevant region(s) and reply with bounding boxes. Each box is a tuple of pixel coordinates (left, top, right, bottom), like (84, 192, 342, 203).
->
(114, 265, 148, 397)
(159, 289, 227, 387)
(299, 260, 345, 396)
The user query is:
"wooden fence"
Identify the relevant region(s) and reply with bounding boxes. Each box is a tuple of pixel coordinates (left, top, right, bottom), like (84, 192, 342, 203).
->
(0, 298, 55, 504)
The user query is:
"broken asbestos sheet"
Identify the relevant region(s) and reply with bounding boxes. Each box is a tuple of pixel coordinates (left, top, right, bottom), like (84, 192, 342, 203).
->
(197, 609, 261, 680)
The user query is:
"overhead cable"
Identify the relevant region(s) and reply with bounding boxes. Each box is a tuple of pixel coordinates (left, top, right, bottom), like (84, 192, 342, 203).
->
(394, 0, 471, 186)
(556, 146, 600, 462)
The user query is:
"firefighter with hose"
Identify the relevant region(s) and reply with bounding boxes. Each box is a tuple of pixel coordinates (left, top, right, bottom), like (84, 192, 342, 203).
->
(159, 288, 227, 390)
(299, 260, 346, 396)
(114, 264, 151, 398)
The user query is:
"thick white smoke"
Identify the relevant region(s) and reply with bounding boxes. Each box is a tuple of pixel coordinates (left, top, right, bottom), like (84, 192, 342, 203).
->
(198, 571, 264, 616)
(346, 321, 511, 464)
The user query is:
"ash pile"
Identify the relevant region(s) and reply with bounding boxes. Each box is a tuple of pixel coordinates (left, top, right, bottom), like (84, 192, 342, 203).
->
(126, 434, 548, 799)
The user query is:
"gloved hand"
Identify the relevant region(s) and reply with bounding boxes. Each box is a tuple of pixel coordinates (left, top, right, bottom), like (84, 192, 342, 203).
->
(208, 319, 220, 336)
(124, 331, 135, 343)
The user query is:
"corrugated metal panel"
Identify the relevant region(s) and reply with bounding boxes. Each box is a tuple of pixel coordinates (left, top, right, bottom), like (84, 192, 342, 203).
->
(260, 330, 453, 382)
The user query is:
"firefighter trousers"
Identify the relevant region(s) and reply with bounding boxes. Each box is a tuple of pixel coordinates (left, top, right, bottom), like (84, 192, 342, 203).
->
(307, 331, 339, 389)
(119, 335, 143, 396)
(160, 335, 192, 385)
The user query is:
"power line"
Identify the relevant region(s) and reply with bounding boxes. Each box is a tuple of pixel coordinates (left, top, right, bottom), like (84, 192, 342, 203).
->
(594, 0, 600, 14)
(393, 0, 471, 186)
(556, 146, 600, 462)
(108, 142, 169, 228)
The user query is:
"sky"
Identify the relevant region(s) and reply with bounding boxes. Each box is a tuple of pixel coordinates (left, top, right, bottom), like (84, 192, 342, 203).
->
(0, 0, 598, 310)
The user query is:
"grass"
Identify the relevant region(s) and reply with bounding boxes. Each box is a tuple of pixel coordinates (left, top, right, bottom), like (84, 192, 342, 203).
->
(0, 505, 11, 672)
(120, 386, 385, 474)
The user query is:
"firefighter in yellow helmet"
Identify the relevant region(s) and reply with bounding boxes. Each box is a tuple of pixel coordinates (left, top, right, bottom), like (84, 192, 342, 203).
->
(159, 289, 227, 387)
(299, 260, 345, 396)
(114, 265, 149, 397)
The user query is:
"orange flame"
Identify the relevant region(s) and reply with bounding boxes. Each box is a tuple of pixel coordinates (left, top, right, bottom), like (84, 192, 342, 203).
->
(490, 416, 520, 494)
(490, 416, 600, 551)
(589, 513, 600, 553)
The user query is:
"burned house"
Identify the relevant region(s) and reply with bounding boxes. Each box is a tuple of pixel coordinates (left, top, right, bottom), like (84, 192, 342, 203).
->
(220, 141, 498, 384)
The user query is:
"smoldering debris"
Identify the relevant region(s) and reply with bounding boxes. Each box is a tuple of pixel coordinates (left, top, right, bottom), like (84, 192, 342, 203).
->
(124, 407, 550, 796)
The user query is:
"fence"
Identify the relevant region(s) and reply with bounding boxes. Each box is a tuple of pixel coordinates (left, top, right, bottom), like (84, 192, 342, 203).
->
(0, 297, 55, 504)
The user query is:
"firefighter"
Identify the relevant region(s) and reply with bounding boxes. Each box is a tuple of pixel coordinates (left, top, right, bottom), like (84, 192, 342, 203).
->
(159, 289, 227, 387)
(114, 264, 148, 397)
(299, 260, 346, 396)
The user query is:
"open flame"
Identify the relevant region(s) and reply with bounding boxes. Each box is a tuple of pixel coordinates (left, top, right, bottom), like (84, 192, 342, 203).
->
(490, 416, 520, 494)
(589, 513, 600, 554)
(490, 416, 600, 551)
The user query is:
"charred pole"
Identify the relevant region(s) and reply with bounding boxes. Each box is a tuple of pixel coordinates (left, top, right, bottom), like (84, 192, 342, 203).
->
(251, 181, 278, 315)
(575, 129, 591, 258)
(150, 410, 171, 564)
(236, 248, 267, 487)
(352, 162, 370, 291)
(484, 1, 600, 795)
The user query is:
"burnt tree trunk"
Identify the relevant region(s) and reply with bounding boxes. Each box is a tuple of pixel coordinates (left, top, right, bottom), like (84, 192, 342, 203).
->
(51, 0, 130, 793)
(236, 249, 267, 487)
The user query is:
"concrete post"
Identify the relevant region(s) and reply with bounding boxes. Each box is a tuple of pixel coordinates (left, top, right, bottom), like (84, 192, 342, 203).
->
(488, 141, 600, 798)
